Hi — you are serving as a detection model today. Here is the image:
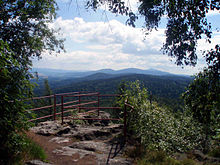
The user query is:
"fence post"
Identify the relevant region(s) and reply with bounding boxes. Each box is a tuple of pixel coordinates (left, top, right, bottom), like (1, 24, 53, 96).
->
(124, 102, 127, 142)
(78, 91, 81, 113)
(61, 95, 64, 124)
(97, 92, 100, 116)
(53, 94, 56, 121)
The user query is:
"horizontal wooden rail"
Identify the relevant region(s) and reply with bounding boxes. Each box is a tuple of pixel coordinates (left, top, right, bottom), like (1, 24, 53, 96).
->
(27, 91, 127, 143)
(28, 114, 54, 122)
(29, 104, 54, 111)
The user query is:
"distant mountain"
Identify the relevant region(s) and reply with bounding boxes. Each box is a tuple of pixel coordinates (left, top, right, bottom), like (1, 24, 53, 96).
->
(32, 67, 180, 80)
(114, 68, 172, 76)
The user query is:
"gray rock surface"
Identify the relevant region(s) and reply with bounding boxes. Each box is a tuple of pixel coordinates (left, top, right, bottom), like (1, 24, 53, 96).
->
(49, 137, 70, 144)
(29, 111, 132, 165)
(30, 121, 63, 136)
(25, 160, 52, 165)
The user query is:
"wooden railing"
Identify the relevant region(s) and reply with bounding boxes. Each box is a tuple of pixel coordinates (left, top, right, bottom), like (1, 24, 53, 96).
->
(27, 91, 134, 141)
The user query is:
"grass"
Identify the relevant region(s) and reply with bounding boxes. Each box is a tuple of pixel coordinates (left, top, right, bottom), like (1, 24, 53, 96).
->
(16, 135, 47, 164)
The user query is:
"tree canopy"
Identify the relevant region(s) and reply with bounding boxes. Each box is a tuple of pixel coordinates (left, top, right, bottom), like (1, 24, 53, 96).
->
(0, 0, 64, 66)
(86, 0, 219, 70)
(0, 0, 64, 163)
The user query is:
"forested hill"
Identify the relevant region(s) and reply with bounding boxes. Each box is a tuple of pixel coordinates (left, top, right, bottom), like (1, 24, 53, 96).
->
(33, 73, 193, 110)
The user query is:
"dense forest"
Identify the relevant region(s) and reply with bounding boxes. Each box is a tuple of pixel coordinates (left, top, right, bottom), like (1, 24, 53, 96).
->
(33, 72, 193, 111)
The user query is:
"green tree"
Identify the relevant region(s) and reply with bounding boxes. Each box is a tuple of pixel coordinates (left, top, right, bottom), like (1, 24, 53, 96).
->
(183, 70, 219, 125)
(0, 1, 64, 163)
(183, 69, 220, 151)
(44, 79, 53, 97)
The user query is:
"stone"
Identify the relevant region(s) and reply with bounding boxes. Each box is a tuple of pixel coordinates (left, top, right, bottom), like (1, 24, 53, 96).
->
(49, 137, 70, 144)
(30, 121, 62, 136)
(25, 160, 52, 165)
(70, 141, 111, 154)
(53, 146, 95, 158)
(56, 126, 71, 135)
(29, 112, 133, 164)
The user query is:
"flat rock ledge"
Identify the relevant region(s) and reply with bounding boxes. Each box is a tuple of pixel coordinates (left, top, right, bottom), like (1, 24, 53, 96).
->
(25, 160, 52, 165)
(29, 113, 132, 165)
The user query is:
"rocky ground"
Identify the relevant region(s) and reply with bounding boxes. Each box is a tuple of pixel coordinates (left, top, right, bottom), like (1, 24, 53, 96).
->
(26, 111, 133, 165)
(25, 111, 220, 165)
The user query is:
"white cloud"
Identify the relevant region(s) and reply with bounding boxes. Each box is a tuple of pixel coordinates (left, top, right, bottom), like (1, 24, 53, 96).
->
(34, 16, 219, 75)
(207, 9, 220, 16)
(52, 17, 165, 56)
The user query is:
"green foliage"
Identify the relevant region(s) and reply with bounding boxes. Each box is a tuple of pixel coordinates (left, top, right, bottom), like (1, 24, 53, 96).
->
(22, 136, 47, 163)
(119, 81, 204, 153)
(0, 0, 64, 163)
(205, 45, 220, 81)
(213, 129, 220, 140)
(0, 40, 33, 164)
(44, 79, 53, 96)
(10, 135, 47, 164)
(183, 69, 219, 125)
(183, 69, 220, 151)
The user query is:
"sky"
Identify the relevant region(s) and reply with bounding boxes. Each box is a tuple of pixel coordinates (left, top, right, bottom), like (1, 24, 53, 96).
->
(33, 0, 220, 75)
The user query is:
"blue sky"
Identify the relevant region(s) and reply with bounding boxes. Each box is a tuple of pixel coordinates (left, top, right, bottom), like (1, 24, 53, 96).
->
(33, 0, 220, 75)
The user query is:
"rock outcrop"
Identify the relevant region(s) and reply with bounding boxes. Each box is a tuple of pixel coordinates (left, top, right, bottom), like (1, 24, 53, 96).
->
(29, 111, 132, 165)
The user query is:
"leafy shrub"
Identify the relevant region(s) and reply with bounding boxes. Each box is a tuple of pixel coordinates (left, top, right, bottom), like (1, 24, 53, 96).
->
(119, 81, 204, 153)
(182, 69, 220, 152)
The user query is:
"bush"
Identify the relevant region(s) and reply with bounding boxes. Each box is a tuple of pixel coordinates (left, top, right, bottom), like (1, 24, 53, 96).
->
(119, 81, 204, 153)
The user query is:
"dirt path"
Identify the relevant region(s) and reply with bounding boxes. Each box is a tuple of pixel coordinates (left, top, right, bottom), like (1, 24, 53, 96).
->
(27, 131, 96, 165)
